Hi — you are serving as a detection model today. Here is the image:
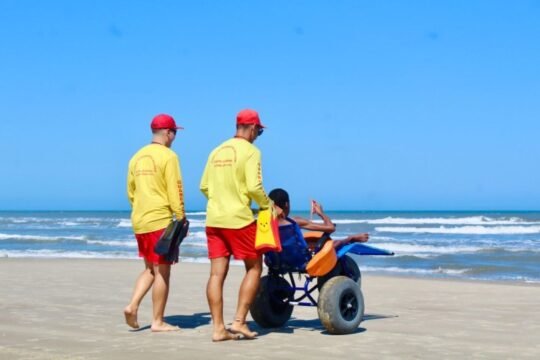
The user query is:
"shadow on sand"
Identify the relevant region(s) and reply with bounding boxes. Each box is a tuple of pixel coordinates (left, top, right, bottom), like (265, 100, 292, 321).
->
(130, 312, 212, 332)
(130, 312, 398, 336)
(253, 313, 398, 336)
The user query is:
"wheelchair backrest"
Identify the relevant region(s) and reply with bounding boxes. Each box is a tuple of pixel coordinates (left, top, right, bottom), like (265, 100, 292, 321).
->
(264, 218, 311, 273)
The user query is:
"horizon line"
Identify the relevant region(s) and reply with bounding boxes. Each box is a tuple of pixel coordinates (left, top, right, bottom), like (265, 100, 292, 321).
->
(1, 209, 540, 213)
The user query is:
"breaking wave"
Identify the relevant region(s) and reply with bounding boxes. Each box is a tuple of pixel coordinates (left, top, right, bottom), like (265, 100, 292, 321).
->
(375, 226, 540, 235)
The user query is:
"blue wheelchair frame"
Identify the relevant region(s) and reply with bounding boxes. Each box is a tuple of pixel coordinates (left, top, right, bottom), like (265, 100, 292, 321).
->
(266, 242, 394, 307)
(252, 221, 395, 334)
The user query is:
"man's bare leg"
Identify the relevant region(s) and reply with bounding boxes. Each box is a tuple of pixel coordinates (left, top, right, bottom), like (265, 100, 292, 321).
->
(150, 263, 178, 332)
(207, 257, 238, 341)
(124, 260, 155, 329)
(230, 257, 262, 339)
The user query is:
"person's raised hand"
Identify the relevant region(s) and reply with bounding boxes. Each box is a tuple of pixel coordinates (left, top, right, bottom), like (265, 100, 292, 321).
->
(311, 200, 324, 216)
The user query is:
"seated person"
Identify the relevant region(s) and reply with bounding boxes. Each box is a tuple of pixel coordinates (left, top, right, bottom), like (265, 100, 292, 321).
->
(265, 188, 368, 272)
(269, 188, 369, 244)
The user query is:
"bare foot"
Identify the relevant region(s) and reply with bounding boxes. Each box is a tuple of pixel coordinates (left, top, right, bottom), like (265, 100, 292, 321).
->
(123, 306, 139, 329)
(212, 329, 241, 342)
(229, 320, 258, 339)
(151, 322, 181, 332)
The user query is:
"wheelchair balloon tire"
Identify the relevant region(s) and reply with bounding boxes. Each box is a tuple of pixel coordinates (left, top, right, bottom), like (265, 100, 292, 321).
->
(317, 255, 361, 290)
(317, 276, 364, 334)
(250, 275, 294, 328)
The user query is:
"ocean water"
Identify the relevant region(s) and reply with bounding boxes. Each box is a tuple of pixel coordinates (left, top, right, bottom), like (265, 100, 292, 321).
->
(1, 210, 539, 283)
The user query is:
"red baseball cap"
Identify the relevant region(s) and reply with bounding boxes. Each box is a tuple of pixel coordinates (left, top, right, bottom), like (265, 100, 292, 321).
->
(236, 109, 266, 128)
(150, 114, 184, 130)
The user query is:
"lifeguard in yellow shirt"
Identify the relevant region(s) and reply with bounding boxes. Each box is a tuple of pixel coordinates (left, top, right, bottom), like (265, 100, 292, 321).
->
(200, 109, 270, 341)
(124, 114, 185, 332)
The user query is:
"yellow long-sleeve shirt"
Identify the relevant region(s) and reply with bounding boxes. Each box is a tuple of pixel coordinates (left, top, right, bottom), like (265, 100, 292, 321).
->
(200, 137, 270, 229)
(127, 143, 185, 234)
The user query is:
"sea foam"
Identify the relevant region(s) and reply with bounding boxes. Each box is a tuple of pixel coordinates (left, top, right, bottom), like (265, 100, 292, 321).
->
(0, 233, 87, 242)
(330, 216, 540, 225)
(375, 225, 540, 235)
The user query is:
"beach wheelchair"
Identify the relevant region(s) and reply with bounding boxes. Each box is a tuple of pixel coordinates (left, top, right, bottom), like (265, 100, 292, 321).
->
(249, 218, 393, 334)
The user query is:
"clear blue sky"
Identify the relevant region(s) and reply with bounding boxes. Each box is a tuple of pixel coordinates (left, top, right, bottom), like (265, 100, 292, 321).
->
(1, 0, 539, 211)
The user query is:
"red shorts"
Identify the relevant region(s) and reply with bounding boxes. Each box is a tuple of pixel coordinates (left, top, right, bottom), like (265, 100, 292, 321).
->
(135, 228, 172, 265)
(206, 222, 259, 260)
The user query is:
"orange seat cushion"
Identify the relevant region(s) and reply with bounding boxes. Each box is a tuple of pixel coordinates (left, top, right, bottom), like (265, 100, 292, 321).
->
(305, 241, 337, 277)
(303, 231, 324, 251)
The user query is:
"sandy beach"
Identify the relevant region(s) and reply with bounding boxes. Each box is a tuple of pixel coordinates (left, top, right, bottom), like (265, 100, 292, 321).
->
(0, 258, 539, 359)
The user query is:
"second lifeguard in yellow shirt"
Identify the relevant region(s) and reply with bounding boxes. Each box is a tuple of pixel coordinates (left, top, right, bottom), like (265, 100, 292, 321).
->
(199, 109, 270, 342)
(200, 137, 270, 229)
